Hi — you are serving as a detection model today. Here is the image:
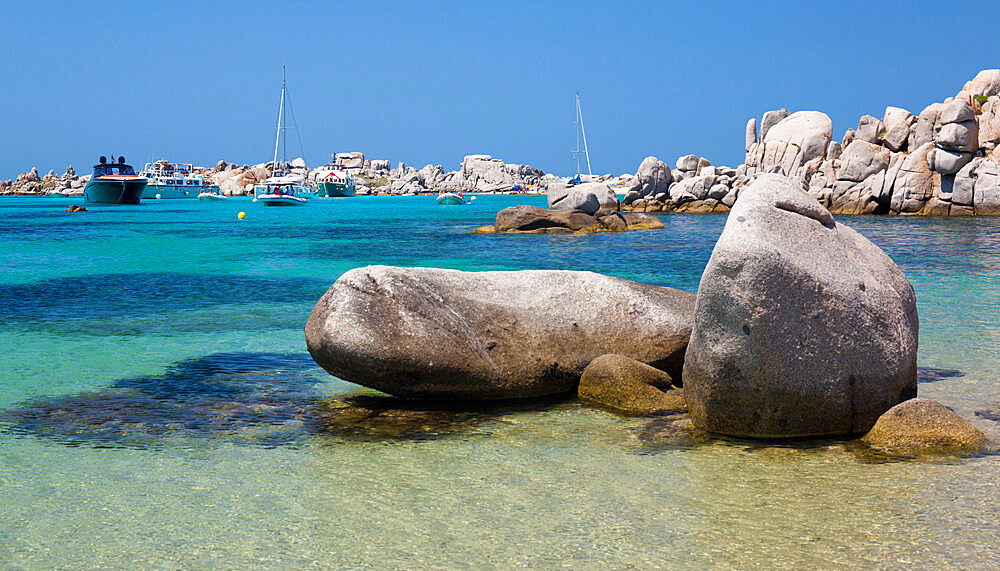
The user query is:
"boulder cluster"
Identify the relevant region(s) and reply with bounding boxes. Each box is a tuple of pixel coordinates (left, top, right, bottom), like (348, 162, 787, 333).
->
(306, 173, 991, 456)
(0, 166, 87, 196)
(621, 69, 1000, 216)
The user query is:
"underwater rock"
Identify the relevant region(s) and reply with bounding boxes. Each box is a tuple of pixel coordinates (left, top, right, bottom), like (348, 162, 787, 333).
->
(861, 398, 989, 456)
(578, 354, 685, 416)
(306, 266, 696, 399)
(683, 174, 919, 438)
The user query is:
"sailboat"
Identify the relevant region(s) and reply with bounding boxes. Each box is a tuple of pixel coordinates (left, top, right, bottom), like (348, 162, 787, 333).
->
(565, 91, 592, 185)
(254, 66, 312, 206)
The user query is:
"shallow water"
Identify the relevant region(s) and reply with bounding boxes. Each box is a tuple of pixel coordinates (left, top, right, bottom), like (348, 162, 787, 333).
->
(1, 195, 999, 568)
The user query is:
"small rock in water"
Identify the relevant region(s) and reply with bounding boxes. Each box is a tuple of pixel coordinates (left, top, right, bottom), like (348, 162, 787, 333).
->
(578, 354, 685, 416)
(861, 398, 989, 457)
(64, 205, 87, 213)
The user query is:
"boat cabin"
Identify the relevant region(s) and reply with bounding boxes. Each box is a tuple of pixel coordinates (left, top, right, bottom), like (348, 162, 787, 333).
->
(93, 156, 137, 176)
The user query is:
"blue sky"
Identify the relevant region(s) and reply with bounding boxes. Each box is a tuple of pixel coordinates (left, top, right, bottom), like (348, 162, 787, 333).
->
(2, 1, 996, 179)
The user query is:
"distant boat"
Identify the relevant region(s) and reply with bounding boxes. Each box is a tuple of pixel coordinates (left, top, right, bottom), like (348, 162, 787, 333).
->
(139, 160, 219, 199)
(436, 192, 466, 205)
(198, 190, 227, 201)
(84, 156, 148, 204)
(314, 155, 356, 197)
(567, 91, 592, 185)
(256, 65, 310, 206)
(253, 175, 311, 206)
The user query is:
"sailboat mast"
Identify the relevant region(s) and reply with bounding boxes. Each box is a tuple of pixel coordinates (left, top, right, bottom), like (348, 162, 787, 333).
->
(577, 93, 592, 176)
(281, 66, 287, 168)
(273, 67, 285, 167)
(575, 93, 581, 177)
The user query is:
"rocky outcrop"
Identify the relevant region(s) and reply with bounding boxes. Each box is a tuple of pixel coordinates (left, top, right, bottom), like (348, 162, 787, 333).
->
(683, 174, 919, 438)
(305, 266, 697, 399)
(474, 205, 663, 234)
(617, 69, 1000, 217)
(861, 398, 989, 456)
(578, 354, 686, 416)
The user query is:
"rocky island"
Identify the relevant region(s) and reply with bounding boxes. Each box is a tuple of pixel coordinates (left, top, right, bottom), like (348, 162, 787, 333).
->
(6, 69, 998, 218)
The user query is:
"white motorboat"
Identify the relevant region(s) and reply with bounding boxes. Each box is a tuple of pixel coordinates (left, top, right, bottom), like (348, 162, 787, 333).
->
(253, 175, 311, 206)
(198, 191, 227, 201)
(436, 192, 466, 205)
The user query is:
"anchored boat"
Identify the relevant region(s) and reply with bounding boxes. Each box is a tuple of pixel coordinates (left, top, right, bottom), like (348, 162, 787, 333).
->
(313, 155, 357, 197)
(255, 66, 311, 206)
(253, 175, 311, 206)
(436, 192, 466, 205)
(83, 156, 148, 204)
(139, 160, 219, 199)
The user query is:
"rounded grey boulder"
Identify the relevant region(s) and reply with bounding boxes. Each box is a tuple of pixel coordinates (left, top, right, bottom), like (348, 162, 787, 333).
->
(306, 266, 696, 399)
(683, 174, 919, 438)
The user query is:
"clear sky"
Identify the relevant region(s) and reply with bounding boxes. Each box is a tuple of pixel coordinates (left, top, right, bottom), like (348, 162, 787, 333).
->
(3, 1, 996, 179)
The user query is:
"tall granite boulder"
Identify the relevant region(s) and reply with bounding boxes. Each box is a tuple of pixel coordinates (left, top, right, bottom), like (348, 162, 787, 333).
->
(748, 111, 833, 176)
(548, 181, 618, 213)
(635, 157, 672, 198)
(306, 266, 696, 399)
(683, 174, 918, 437)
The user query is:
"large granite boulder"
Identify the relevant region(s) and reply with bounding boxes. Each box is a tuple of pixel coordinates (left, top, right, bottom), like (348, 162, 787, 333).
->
(861, 398, 989, 456)
(548, 182, 618, 213)
(492, 205, 603, 233)
(749, 111, 833, 175)
(635, 157, 672, 198)
(683, 174, 918, 438)
(306, 266, 696, 399)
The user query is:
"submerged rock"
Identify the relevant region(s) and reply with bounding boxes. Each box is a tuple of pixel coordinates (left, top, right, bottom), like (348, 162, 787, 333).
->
(305, 266, 696, 399)
(578, 354, 685, 416)
(683, 174, 919, 438)
(861, 398, 989, 456)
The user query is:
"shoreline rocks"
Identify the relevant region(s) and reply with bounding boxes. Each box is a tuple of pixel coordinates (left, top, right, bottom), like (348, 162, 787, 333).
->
(305, 266, 696, 399)
(683, 174, 919, 438)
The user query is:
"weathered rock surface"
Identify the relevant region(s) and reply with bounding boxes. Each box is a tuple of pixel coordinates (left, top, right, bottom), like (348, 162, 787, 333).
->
(305, 266, 697, 399)
(578, 354, 686, 416)
(861, 398, 989, 456)
(547, 181, 617, 213)
(683, 174, 919, 438)
(478, 205, 662, 234)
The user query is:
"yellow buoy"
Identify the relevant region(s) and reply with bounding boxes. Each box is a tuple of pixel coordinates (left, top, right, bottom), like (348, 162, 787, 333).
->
(237, 211, 246, 220)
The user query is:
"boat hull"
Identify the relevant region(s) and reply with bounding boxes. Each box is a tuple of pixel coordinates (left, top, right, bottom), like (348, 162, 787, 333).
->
(256, 195, 306, 206)
(142, 184, 214, 199)
(198, 192, 227, 201)
(315, 181, 355, 197)
(436, 193, 466, 205)
(84, 179, 148, 204)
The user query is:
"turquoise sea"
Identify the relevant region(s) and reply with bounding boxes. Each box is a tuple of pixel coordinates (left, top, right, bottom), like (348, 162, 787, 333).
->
(1, 195, 999, 568)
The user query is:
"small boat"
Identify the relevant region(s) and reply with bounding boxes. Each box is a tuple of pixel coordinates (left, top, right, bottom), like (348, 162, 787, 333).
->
(139, 160, 218, 199)
(198, 191, 227, 201)
(313, 153, 361, 197)
(253, 175, 311, 206)
(436, 192, 466, 205)
(83, 156, 148, 204)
